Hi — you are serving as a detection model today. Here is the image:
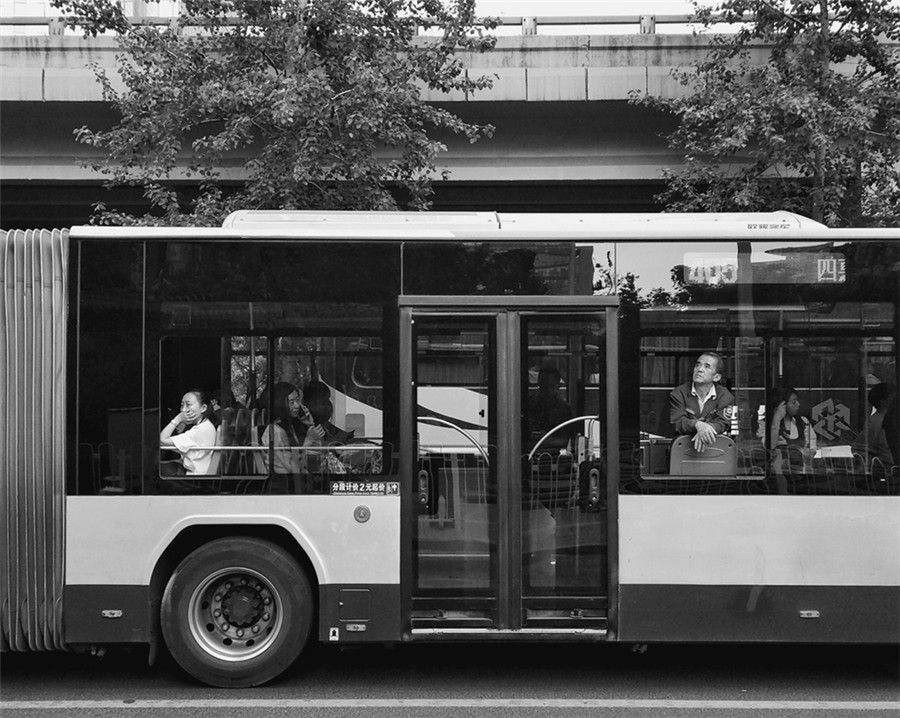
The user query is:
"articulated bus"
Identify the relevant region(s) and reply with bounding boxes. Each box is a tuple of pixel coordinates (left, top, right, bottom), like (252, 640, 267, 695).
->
(2, 211, 898, 687)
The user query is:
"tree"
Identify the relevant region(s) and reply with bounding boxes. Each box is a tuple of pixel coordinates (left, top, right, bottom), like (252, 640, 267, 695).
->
(635, 0, 900, 227)
(53, 0, 496, 225)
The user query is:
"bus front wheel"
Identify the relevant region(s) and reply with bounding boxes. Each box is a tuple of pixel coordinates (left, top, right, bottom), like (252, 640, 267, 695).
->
(161, 537, 314, 688)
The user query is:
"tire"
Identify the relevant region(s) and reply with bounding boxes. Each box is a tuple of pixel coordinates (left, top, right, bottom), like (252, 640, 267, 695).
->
(161, 537, 314, 688)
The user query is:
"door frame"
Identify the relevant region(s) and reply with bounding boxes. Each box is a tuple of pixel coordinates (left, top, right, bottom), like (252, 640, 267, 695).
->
(398, 295, 620, 636)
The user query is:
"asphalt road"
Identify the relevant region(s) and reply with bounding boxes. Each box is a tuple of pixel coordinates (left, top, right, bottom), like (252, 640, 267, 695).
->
(2, 641, 898, 717)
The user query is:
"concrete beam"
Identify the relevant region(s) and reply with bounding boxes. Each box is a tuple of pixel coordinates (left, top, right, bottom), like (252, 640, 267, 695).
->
(1, 34, 722, 103)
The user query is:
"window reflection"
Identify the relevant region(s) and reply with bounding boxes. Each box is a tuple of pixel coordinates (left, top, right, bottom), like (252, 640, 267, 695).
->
(611, 239, 898, 496)
(521, 317, 606, 598)
(158, 329, 390, 494)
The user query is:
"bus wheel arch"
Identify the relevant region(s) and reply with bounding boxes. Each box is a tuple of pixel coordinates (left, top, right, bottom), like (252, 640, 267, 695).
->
(152, 528, 317, 687)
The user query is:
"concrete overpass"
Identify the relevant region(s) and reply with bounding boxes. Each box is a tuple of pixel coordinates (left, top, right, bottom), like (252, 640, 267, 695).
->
(1, 19, 728, 228)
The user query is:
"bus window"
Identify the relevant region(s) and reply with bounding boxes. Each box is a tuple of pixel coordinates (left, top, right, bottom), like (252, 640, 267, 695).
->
(158, 330, 391, 491)
(630, 306, 766, 486)
(403, 242, 594, 295)
(159, 336, 267, 484)
(521, 316, 606, 598)
(76, 240, 144, 495)
(268, 335, 389, 489)
(765, 332, 897, 495)
(614, 236, 898, 495)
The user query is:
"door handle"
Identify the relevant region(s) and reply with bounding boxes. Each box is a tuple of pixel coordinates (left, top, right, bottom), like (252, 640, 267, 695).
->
(588, 466, 601, 506)
(417, 469, 430, 506)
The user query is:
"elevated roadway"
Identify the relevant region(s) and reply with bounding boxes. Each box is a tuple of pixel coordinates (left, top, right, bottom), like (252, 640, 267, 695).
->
(0, 23, 751, 226)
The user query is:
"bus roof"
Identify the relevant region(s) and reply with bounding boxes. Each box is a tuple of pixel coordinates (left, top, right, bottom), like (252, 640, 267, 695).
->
(68, 211, 899, 241)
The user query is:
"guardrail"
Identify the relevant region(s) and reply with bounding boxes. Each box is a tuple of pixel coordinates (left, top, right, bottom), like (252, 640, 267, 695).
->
(1, 14, 704, 36)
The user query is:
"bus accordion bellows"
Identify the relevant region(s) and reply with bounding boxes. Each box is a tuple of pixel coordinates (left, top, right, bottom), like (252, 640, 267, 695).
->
(2, 211, 898, 687)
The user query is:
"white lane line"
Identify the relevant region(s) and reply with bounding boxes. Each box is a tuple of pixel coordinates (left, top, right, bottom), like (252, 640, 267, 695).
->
(2, 699, 900, 710)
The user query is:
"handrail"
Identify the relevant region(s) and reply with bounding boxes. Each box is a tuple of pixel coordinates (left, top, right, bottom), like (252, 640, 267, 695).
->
(178, 444, 380, 451)
(417, 416, 490, 468)
(0, 13, 712, 36)
(528, 415, 599, 462)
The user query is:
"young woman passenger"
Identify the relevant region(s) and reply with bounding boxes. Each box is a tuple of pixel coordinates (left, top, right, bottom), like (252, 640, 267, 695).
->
(159, 389, 219, 475)
(767, 386, 816, 474)
(259, 382, 322, 492)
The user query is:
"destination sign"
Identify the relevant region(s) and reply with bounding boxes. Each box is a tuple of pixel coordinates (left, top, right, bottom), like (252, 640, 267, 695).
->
(684, 253, 846, 285)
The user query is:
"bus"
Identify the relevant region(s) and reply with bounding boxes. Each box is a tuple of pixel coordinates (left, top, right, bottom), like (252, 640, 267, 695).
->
(2, 211, 898, 687)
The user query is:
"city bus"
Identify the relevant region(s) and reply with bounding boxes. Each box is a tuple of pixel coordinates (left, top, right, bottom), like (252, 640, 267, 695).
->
(2, 211, 898, 687)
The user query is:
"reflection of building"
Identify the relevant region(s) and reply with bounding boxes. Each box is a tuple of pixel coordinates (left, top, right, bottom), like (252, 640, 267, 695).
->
(3, 8, 767, 227)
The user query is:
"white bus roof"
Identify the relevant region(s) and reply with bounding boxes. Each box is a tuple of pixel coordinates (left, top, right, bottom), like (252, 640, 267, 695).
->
(68, 211, 898, 241)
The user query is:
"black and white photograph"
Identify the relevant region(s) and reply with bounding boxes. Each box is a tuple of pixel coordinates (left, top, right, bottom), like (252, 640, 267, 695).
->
(2, 1, 898, 715)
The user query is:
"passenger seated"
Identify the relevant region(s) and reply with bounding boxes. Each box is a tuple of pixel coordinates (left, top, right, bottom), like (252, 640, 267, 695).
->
(302, 380, 354, 474)
(669, 352, 735, 452)
(767, 386, 816, 474)
(159, 389, 219, 475)
(259, 383, 305, 475)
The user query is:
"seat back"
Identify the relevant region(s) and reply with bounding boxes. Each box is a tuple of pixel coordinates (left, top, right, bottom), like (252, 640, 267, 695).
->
(206, 423, 225, 475)
(250, 410, 267, 475)
(669, 434, 736, 475)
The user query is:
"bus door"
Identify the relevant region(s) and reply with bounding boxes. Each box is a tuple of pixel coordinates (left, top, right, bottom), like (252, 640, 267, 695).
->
(400, 297, 617, 635)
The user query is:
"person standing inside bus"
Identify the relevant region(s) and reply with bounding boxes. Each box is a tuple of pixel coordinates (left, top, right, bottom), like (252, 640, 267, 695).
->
(669, 352, 735, 451)
(159, 389, 219, 475)
(852, 382, 896, 466)
(527, 365, 575, 452)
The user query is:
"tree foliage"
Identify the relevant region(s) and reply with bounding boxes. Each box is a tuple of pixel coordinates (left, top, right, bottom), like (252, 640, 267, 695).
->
(53, 0, 496, 225)
(637, 0, 900, 227)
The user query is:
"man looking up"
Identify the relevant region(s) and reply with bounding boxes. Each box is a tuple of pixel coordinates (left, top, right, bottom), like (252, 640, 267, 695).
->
(669, 352, 735, 451)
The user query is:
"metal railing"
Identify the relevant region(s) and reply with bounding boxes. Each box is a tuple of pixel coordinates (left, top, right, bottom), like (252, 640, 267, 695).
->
(1, 14, 705, 36)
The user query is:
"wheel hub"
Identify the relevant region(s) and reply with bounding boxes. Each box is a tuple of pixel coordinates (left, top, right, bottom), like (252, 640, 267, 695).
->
(187, 568, 282, 661)
(221, 584, 263, 627)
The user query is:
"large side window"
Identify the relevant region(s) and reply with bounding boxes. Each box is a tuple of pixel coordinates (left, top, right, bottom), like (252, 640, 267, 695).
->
(612, 239, 898, 496)
(158, 328, 392, 493)
(633, 313, 764, 483)
(147, 240, 400, 495)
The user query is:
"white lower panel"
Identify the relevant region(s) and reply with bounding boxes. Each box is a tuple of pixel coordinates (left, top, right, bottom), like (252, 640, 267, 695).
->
(66, 495, 400, 586)
(618, 495, 900, 586)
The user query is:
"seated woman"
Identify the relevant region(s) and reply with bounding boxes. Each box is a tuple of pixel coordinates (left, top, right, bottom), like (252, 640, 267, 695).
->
(259, 382, 321, 492)
(159, 389, 219, 475)
(767, 386, 816, 475)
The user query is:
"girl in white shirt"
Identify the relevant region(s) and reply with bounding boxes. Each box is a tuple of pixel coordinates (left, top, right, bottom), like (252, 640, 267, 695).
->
(160, 389, 219, 475)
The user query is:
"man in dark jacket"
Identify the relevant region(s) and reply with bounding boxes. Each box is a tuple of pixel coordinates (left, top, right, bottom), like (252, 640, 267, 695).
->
(669, 352, 735, 451)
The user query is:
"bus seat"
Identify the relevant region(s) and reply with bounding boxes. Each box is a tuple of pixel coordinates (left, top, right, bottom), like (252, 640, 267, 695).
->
(528, 451, 579, 509)
(250, 410, 267, 475)
(668, 435, 736, 475)
(206, 424, 226, 475)
(79, 443, 98, 490)
(232, 408, 248, 440)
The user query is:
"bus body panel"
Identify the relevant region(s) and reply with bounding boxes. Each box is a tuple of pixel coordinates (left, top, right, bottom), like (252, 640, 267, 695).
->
(617, 584, 899, 643)
(66, 495, 401, 587)
(618, 495, 900, 587)
(65, 495, 402, 646)
(617, 495, 900, 642)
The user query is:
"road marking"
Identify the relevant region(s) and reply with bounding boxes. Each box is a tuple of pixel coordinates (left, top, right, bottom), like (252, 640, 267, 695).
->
(3, 699, 900, 710)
